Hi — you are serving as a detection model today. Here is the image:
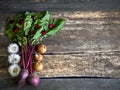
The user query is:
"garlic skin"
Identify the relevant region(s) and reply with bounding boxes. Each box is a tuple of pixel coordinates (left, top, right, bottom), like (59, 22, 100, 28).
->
(8, 64, 21, 77)
(8, 43, 19, 54)
(8, 54, 21, 64)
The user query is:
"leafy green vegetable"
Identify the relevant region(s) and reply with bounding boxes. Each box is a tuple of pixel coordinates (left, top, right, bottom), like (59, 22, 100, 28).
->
(41, 11, 50, 21)
(46, 19, 65, 36)
(5, 11, 65, 46)
(32, 27, 43, 43)
(24, 13, 33, 36)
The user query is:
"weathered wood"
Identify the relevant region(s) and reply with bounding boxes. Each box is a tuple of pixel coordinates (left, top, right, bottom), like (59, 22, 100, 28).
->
(0, 0, 120, 79)
(0, 11, 120, 55)
(0, 52, 120, 79)
(0, 78, 120, 90)
(0, 10, 120, 78)
(1, 78, 120, 90)
(0, 0, 93, 2)
(0, 0, 120, 13)
(1, 29, 120, 55)
(37, 52, 120, 78)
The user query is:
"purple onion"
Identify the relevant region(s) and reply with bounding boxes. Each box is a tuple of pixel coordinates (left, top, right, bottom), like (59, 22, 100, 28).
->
(27, 73, 40, 87)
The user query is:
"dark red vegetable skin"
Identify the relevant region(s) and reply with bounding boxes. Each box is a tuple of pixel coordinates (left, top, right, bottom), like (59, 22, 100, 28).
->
(27, 73, 40, 87)
(20, 69, 29, 79)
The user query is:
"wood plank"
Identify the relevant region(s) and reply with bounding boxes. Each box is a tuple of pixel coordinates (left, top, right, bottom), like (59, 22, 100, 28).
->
(0, 11, 120, 55)
(1, 28, 120, 55)
(0, 11, 119, 79)
(0, 1, 120, 90)
(1, 78, 120, 90)
(0, 0, 93, 2)
(0, 0, 120, 79)
(0, 52, 120, 79)
(0, 0, 120, 13)
(38, 52, 120, 78)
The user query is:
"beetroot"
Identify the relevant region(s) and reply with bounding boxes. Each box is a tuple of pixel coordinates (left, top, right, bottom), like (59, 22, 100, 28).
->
(20, 69, 29, 79)
(27, 73, 40, 87)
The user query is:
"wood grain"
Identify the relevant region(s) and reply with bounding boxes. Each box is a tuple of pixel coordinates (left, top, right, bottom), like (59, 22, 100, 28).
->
(0, 52, 120, 79)
(0, 0, 120, 13)
(0, 0, 120, 79)
(0, 11, 120, 55)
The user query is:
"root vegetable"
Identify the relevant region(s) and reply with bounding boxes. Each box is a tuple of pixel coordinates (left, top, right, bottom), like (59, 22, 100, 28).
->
(34, 62, 43, 72)
(37, 44, 47, 54)
(27, 73, 40, 87)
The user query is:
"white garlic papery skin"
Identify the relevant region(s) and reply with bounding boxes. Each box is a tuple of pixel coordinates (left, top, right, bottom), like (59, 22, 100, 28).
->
(8, 43, 19, 54)
(8, 64, 21, 77)
(8, 54, 21, 64)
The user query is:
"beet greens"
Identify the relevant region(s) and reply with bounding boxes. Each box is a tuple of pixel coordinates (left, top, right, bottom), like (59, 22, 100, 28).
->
(5, 11, 65, 87)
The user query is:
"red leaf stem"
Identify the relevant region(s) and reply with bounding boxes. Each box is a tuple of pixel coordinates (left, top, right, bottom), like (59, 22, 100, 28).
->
(21, 48, 25, 69)
(26, 44, 36, 69)
(30, 57, 33, 74)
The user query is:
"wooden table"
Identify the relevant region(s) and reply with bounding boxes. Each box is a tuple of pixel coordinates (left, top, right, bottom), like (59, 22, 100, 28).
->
(0, 0, 120, 90)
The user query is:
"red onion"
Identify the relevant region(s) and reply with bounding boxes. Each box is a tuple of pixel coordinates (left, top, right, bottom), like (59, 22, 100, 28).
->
(27, 73, 40, 87)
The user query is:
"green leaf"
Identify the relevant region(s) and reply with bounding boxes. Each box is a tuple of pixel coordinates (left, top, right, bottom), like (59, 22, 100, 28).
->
(41, 11, 50, 21)
(5, 11, 65, 46)
(16, 13, 24, 19)
(24, 13, 33, 36)
(18, 41, 22, 46)
(25, 11, 34, 16)
(37, 19, 49, 30)
(23, 37, 27, 45)
(5, 29, 14, 41)
(46, 19, 65, 36)
(32, 26, 43, 44)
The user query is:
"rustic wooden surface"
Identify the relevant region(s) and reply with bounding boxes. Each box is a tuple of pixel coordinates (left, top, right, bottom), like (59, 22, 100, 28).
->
(0, 0, 120, 13)
(1, 78, 120, 90)
(0, 0, 120, 79)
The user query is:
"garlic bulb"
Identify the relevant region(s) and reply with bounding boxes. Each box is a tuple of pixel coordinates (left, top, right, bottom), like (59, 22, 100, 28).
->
(8, 64, 21, 77)
(8, 43, 19, 54)
(8, 54, 21, 64)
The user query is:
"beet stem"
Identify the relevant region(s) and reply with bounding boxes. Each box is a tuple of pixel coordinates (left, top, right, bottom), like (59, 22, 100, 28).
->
(26, 44, 36, 69)
(30, 58, 33, 74)
(22, 48, 25, 69)
(25, 44, 28, 67)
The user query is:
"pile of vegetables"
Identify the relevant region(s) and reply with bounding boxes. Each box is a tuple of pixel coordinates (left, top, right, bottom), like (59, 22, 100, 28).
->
(5, 11, 65, 88)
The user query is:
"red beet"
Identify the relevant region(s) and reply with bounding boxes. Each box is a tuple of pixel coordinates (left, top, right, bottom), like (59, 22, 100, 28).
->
(28, 73, 40, 87)
(20, 69, 29, 79)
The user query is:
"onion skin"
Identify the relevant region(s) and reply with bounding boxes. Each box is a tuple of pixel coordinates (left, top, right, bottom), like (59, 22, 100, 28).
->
(28, 73, 40, 87)
(34, 62, 43, 72)
(35, 53, 43, 62)
(20, 69, 29, 79)
(37, 44, 47, 54)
